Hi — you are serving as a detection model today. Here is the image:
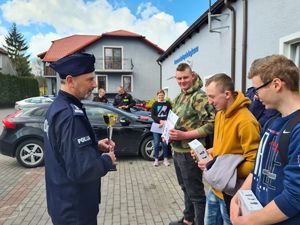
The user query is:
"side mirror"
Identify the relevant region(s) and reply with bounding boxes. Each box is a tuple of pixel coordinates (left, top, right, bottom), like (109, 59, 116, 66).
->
(120, 117, 131, 126)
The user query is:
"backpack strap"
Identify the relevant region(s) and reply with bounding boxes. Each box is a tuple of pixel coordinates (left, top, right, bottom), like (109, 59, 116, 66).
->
(278, 110, 300, 166)
(264, 116, 277, 131)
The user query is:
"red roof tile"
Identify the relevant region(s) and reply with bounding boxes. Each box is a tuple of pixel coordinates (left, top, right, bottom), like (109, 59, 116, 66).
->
(102, 30, 143, 38)
(42, 35, 101, 62)
(39, 30, 164, 62)
(102, 30, 164, 54)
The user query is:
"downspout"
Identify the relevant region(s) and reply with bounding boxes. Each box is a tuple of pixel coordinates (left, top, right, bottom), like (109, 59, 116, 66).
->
(157, 60, 162, 89)
(224, 0, 236, 84)
(241, 0, 248, 93)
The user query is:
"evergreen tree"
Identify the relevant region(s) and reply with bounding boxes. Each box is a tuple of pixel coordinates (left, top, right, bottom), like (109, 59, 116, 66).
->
(3, 23, 32, 76)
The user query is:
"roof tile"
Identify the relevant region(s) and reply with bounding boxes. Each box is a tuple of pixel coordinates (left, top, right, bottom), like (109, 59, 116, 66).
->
(40, 30, 164, 62)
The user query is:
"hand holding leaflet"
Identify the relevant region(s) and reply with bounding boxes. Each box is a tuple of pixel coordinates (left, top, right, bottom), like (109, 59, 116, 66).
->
(162, 110, 179, 144)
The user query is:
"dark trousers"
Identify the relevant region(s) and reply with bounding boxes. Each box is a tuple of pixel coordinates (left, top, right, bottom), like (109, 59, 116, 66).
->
(173, 152, 206, 225)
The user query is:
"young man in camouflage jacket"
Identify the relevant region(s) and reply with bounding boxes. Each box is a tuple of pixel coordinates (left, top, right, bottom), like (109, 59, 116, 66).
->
(168, 63, 215, 225)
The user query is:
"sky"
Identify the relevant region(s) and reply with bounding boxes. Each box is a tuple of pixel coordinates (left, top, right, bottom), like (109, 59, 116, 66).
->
(0, 0, 216, 64)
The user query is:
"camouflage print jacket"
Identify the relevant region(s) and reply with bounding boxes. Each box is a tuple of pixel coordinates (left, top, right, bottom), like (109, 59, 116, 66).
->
(171, 75, 215, 153)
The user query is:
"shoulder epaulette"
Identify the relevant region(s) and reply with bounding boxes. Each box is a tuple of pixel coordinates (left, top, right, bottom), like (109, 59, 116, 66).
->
(70, 104, 84, 116)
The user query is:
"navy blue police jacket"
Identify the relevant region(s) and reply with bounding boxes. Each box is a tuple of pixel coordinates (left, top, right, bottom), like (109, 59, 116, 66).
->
(43, 90, 113, 225)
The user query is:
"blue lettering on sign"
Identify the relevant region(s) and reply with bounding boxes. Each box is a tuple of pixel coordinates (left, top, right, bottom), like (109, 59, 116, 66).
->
(174, 46, 199, 64)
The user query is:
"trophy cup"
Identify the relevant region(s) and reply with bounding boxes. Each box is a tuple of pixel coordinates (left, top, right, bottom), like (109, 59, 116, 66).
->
(103, 113, 118, 171)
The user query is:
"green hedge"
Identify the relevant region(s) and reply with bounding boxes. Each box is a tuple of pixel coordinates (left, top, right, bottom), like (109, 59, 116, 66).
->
(0, 74, 39, 108)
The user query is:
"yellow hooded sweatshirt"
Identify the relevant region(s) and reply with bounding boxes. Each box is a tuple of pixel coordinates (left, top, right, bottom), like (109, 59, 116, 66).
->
(211, 91, 260, 199)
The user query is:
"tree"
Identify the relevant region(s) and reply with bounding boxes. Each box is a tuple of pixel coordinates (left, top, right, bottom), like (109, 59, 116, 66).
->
(3, 23, 32, 76)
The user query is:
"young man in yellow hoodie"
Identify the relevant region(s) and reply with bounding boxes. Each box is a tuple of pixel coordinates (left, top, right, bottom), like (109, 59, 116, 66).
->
(197, 73, 260, 225)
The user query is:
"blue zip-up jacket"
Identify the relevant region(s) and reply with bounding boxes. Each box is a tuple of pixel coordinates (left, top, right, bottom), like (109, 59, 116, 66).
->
(252, 109, 300, 224)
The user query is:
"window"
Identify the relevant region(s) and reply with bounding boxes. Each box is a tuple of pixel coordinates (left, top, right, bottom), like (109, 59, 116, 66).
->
(31, 107, 48, 117)
(97, 75, 107, 91)
(104, 47, 122, 69)
(291, 44, 300, 69)
(122, 75, 133, 92)
(163, 88, 169, 97)
(44, 63, 56, 76)
(280, 31, 300, 68)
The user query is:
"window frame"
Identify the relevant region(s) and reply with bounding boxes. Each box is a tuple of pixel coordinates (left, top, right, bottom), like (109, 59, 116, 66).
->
(96, 75, 108, 92)
(279, 31, 300, 68)
(121, 75, 133, 92)
(103, 46, 123, 70)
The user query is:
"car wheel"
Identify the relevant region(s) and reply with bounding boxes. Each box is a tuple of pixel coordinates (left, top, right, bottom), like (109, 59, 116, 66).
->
(140, 136, 163, 161)
(16, 139, 44, 168)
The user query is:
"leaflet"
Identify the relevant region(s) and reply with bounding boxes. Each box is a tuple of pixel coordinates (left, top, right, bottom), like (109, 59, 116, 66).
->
(162, 110, 179, 144)
(150, 122, 163, 134)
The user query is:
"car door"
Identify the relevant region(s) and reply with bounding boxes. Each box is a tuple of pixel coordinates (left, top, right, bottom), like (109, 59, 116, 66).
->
(85, 105, 144, 156)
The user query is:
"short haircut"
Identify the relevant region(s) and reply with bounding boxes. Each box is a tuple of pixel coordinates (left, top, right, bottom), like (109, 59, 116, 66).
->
(176, 63, 192, 72)
(156, 89, 165, 95)
(248, 55, 299, 92)
(205, 73, 234, 93)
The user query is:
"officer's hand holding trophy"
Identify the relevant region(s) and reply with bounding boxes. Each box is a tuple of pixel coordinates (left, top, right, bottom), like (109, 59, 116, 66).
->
(98, 139, 115, 152)
(102, 113, 118, 170)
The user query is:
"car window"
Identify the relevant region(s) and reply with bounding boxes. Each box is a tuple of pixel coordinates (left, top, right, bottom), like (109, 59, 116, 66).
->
(24, 98, 32, 103)
(85, 106, 119, 123)
(30, 107, 48, 117)
(31, 98, 42, 103)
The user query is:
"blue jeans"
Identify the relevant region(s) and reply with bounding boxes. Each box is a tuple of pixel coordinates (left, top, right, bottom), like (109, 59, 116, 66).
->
(173, 152, 206, 225)
(153, 132, 169, 159)
(205, 189, 232, 225)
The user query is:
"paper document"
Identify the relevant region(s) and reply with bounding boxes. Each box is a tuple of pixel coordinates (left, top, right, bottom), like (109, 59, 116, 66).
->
(238, 190, 263, 215)
(150, 122, 163, 134)
(162, 110, 179, 144)
(188, 139, 209, 161)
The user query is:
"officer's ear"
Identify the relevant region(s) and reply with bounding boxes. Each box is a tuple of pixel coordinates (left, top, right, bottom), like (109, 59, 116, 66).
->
(65, 75, 75, 87)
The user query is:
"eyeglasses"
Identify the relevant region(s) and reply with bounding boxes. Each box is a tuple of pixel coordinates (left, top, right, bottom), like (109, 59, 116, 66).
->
(254, 80, 272, 96)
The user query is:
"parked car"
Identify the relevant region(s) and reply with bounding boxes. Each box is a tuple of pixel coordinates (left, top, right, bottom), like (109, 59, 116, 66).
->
(130, 106, 151, 117)
(0, 101, 163, 168)
(94, 101, 151, 117)
(15, 96, 55, 110)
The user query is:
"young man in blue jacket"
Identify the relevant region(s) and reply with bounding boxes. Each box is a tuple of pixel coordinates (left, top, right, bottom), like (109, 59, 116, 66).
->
(230, 55, 300, 225)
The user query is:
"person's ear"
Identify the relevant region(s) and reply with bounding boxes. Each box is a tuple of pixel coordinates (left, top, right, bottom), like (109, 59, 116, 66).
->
(272, 78, 282, 91)
(65, 75, 74, 87)
(224, 90, 231, 99)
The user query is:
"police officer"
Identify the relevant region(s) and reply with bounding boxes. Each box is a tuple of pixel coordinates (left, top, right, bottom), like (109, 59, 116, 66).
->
(43, 53, 116, 225)
(113, 85, 135, 112)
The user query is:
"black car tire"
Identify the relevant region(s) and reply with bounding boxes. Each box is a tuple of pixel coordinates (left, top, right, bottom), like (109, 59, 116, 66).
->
(140, 136, 163, 161)
(16, 139, 44, 168)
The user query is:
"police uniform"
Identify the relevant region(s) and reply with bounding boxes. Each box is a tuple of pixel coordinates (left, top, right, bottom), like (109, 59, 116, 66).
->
(113, 92, 135, 112)
(43, 53, 114, 225)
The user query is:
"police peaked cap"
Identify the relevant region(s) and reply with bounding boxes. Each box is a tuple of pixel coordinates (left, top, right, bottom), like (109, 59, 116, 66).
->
(50, 53, 95, 79)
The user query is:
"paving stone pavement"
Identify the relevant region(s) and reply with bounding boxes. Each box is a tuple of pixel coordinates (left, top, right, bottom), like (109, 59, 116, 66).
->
(0, 154, 186, 225)
(0, 108, 208, 225)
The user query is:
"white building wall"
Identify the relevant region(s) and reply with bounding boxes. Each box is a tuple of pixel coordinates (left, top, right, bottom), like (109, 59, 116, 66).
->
(246, 0, 300, 87)
(161, 0, 300, 99)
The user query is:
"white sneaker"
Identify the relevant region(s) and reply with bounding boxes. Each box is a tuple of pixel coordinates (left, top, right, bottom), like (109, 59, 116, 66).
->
(163, 158, 170, 166)
(153, 159, 159, 167)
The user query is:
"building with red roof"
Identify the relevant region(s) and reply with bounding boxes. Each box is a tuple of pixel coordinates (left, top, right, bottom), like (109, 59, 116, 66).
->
(39, 30, 164, 100)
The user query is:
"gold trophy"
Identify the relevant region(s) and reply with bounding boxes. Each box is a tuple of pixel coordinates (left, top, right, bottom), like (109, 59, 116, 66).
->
(103, 113, 118, 171)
